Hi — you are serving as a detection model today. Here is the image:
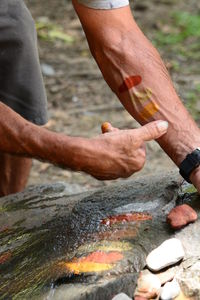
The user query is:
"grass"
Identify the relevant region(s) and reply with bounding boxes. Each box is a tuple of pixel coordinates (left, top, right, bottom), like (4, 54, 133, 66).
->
(36, 20, 75, 44)
(154, 11, 200, 47)
(152, 11, 200, 120)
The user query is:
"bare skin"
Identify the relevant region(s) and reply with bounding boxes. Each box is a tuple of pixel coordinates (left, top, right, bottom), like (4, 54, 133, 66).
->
(72, 2, 200, 192)
(0, 101, 168, 195)
(0, 154, 32, 197)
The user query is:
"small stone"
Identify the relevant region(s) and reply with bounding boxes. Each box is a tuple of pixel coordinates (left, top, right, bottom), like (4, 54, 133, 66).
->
(167, 204, 198, 229)
(156, 267, 177, 285)
(41, 63, 55, 76)
(176, 265, 200, 299)
(112, 293, 132, 300)
(160, 280, 180, 300)
(146, 238, 184, 271)
(134, 296, 147, 300)
(174, 291, 191, 300)
(134, 271, 161, 299)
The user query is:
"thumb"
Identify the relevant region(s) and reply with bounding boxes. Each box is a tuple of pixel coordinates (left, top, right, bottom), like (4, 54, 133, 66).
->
(136, 120, 169, 142)
(101, 122, 119, 134)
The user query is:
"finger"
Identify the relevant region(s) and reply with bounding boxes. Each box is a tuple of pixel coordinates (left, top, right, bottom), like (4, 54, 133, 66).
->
(101, 122, 119, 133)
(135, 120, 169, 142)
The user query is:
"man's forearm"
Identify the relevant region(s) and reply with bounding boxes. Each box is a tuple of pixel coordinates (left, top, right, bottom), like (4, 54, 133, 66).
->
(73, 2, 200, 168)
(93, 25, 200, 166)
(0, 102, 85, 170)
(0, 102, 169, 181)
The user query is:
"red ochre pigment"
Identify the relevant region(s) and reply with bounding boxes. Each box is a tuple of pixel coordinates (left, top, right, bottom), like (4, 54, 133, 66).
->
(98, 227, 138, 240)
(119, 75, 142, 93)
(101, 212, 152, 226)
(78, 251, 123, 264)
(0, 225, 10, 233)
(0, 251, 11, 264)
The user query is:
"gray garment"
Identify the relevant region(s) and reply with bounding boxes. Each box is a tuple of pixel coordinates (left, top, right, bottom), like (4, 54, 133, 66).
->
(0, 0, 48, 125)
(78, 0, 129, 9)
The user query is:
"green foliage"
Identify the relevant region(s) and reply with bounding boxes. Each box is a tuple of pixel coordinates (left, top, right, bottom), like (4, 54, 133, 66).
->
(154, 12, 200, 46)
(36, 20, 74, 44)
(185, 83, 200, 120)
(175, 12, 200, 38)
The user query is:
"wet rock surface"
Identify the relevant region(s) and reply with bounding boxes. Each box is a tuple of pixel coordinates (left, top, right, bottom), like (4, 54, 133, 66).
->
(0, 171, 200, 299)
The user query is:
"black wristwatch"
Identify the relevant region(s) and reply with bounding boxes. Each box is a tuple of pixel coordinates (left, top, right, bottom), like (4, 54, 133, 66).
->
(179, 148, 200, 183)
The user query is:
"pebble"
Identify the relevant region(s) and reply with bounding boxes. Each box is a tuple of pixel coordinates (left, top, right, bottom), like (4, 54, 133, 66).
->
(156, 266, 176, 285)
(174, 291, 191, 300)
(41, 63, 55, 76)
(160, 280, 180, 300)
(167, 204, 198, 229)
(176, 265, 200, 299)
(146, 238, 184, 271)
(134, 296, 147, 300)
(112, 293, 132, 300)
(134, 271, 161, 299)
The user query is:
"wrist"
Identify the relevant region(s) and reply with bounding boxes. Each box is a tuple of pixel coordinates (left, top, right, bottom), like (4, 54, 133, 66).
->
(189, 166, 200, 194)
(42, 133, 90, 171)
(24, 124, 89, 171)
(158, 122, 200, 167)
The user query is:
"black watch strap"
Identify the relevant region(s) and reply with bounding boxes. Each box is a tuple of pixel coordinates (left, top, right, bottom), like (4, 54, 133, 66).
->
(179, 148, 200, 183)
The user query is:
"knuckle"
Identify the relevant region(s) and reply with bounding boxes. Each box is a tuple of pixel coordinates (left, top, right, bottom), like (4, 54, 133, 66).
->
(136, 160, 145, 171)
(135, 150, 146, 170)
(128, 134, 135, 145)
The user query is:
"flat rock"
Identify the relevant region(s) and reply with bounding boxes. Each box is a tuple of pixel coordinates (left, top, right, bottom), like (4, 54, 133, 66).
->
(146, 238, 185, 271)
(2, 172, 200, 299)
(167, 204, 198, 229)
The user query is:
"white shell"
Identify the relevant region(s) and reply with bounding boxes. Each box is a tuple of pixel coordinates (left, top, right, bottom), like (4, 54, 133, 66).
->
(146, 238, 185, 271)
(160, 280, 181, 300)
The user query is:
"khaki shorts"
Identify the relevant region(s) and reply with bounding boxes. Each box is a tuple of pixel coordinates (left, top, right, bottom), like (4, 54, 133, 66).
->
(0, 0, 48, 125)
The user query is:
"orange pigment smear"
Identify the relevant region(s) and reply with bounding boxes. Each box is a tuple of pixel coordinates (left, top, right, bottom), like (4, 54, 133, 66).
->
(79, 251, 123, 264)
(101, 212, 152, 226)
(101, 122, 110, 134)
(63, 261, 114, 274)
(140, 101, 159, 121)
(0, 251, 12, 264)
(119, 75, 142, 93)
(60, 251, 123, 274)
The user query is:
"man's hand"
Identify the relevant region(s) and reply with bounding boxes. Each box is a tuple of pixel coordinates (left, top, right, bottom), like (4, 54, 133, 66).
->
(0, 103, 168, 182)
(81, 120, 168, 180)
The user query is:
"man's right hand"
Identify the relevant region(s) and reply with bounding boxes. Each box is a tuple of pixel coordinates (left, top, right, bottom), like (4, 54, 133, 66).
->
(81, 120, 168, 180)
(0, 103, 168, 183)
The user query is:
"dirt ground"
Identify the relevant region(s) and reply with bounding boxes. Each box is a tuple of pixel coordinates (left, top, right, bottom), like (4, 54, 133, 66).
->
(25, 0, 200, 192)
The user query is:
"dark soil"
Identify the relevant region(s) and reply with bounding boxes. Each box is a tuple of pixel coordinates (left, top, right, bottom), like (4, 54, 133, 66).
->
(25, 0, 200, 191)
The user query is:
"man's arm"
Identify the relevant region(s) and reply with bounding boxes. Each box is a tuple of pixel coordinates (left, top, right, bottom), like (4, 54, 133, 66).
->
(72, 1, 200, 189)
(0, 102, 167, 180)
